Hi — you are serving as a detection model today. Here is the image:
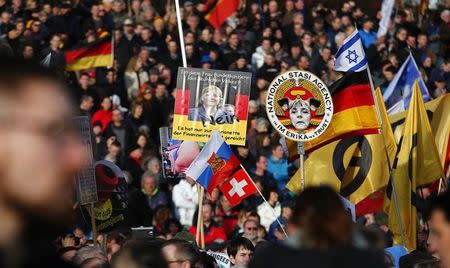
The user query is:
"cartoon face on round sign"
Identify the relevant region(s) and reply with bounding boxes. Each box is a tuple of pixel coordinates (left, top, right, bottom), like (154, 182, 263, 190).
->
(277, 87, 322, 131)
(266, 70, 333, 142)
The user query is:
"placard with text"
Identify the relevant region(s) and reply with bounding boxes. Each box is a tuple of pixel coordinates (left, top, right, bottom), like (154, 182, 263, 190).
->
(172, 67, 252, 145)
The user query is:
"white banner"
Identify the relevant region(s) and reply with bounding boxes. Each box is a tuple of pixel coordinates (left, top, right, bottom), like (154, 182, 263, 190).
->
(206, 251, 230, 268)
(377, 0, 395, 37)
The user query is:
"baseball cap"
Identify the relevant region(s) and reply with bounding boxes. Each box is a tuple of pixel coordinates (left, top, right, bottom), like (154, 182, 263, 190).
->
(123, 18, 134, 26)
(184, 1, 193, 7)
(200, 54, 212, 64)
(60, 1, 72, 8)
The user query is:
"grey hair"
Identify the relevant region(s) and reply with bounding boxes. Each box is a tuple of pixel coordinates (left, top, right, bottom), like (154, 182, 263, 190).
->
(256, 118, 269, 131)
(335, 32, 346, 46)
(147, 157, 160, 168)
(141, 171, 157, 188)
(72, 246, 106, 266)
(138, 125, 150, 136)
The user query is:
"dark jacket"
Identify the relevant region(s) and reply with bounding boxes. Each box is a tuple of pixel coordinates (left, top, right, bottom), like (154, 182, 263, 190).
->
(126, 187, 153, 227)
(104, 121, 135, 154)
(146, 96, 171, 142)
(40, 47, 66, 71)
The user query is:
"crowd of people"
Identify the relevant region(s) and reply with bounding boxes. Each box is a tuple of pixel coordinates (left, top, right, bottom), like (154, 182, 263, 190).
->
(0, 0, 449, 267)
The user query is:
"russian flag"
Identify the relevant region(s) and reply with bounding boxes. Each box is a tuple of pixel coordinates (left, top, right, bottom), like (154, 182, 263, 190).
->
(186, 130, 240, 192)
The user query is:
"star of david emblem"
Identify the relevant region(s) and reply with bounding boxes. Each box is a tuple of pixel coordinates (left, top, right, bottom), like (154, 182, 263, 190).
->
(345, 50, 359, 64)
(207, 152, 225, 174)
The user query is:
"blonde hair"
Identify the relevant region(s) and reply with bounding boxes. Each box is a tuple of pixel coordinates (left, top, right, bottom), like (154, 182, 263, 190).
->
(199, 85, 222, 106)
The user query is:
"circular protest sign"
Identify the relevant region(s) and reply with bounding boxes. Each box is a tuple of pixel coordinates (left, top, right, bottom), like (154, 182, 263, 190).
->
(266, 70, 333, 142)
(89, 160, 128, 232)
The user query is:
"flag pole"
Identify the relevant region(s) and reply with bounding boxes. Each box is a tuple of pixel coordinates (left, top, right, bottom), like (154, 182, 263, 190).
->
(298, 142, 305, 191)
(174, 0, 187, 68)
(200, 202, 205, 249)
(110, 33, 114, 68)
(374, 86, 407, 247)
(199, 188, 205, 249)
(240, 165, 288, 238)
(381, 130, 407, 248)
(257, 0, 265, 29)
(354, 23, 383, 127)
(195, 184, 202, 246)
(366, 64, 383, 126)
(89, 203, 98, 246)
(355, 21, 405, 246)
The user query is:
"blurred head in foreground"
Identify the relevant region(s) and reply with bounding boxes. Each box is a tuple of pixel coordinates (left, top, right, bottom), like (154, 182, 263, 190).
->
(0, 58, 85, 243)
(291, 186, 353, 250)
(429, 190, 450, 267)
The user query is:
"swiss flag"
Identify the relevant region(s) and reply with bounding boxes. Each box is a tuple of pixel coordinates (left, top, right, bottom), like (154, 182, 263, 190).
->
(219, 167, 258, 207)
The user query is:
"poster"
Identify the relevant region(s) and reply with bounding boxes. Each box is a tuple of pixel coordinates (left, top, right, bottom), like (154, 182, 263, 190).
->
(266, 71, 333, 141)
(172, 67, 252, 145)
(159, 127, 201, 179)
(90, 160, 128, 232)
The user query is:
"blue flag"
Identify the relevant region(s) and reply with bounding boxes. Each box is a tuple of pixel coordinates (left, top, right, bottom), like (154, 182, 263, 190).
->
(383, 54, 431, 113)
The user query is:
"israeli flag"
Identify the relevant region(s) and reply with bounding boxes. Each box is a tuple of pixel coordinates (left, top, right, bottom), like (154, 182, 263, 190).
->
(383, 54, 431, 112)
(333, 30, 368, 73)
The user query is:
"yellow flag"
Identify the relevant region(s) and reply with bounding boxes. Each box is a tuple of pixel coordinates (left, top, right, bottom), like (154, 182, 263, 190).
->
(429, 94, 449, 169)
(384, 81, 444, 251)
(389, 94, 449, 169)
(287, 88, 396, 205)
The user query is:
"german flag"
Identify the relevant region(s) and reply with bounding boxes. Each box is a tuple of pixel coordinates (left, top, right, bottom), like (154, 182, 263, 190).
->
(287, 71, 380, 158)
(65, 36, 113, 71)
(287, 89, 392, 211)
(205, 0, 240, 29)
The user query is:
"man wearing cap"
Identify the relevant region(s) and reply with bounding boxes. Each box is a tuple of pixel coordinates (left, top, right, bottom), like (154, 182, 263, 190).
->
(183, 1, 195, 16)
(122, 18, 139, 54)
(123, 18, 135, 40)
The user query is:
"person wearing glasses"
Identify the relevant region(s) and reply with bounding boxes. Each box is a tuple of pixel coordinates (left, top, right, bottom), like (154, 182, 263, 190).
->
(242, 219, 265, 246)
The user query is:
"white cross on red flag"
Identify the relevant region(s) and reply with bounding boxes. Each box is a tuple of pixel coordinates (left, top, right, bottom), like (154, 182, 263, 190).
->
(219, 167, 257, 207)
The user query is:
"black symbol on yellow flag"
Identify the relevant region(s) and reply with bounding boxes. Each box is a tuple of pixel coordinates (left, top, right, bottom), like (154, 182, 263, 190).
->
(333, 136, 372, 197)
